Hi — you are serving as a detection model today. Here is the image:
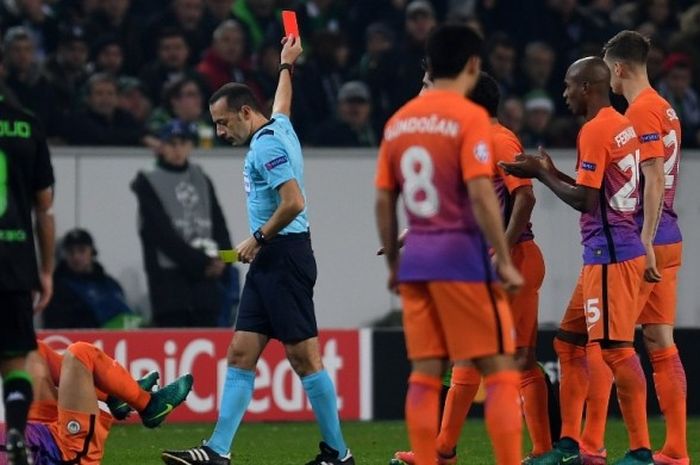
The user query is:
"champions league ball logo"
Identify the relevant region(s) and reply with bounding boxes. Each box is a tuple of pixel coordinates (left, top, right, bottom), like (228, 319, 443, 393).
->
(67, 420, 81, 435)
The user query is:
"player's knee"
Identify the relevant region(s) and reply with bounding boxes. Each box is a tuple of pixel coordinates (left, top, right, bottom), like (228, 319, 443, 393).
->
(226, 345, 257, 370)
(286, 351, 321, 377)
(642, 324, 674, 351)
(65, 341, 95, 370)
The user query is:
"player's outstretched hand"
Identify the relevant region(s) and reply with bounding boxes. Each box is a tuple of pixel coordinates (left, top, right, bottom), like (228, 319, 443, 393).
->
(499, 154, 541, 179)
(236, 236, 261, 264)
(643, 244, 662, 283)
(280, 34, 303, 65)
(34, 271, 53, 313)
(496, 260, 524, 294)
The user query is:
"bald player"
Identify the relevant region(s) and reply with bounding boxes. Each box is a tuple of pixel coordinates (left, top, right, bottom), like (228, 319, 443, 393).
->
(501, 57, 652, 465)
(578, 30, 688, 465)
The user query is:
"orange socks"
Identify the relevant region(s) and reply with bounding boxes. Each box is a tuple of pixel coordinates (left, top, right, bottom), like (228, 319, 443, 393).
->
(581, 342, 613, 453)
(601, 347, 650, 450)
(553, 339, 588, 443)
(650, 345, 688, 459)
(436, 366, 480, 455)
(520, 367, 552, 456)
(68, 342, 151, 412)
(484, 370, 522, 465)
(405, 373, 442, 465)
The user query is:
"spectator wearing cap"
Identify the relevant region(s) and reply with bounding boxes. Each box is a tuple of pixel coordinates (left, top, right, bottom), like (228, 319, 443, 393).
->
(2, 26, 59, 135)
(658, 53, 700, 147)
(355, 22, 400, 125)
(89, 36, 125, 77)
(148, 76, 215, 148)
(139, 28, 209, 106)
(45, 25, 90, 113)
(42, 228, 138, 329)
(311, 81, 378, 147)
(144, 0, 213, 67)
(61, 72, 150, 146)
(118, 77, 153, 126)
(516, 41, 557, 102)
(196, 20, 263, 103)
(520, 90, 555, 149)
(131, 120, 235, 327)
(393, 0, 437, 108)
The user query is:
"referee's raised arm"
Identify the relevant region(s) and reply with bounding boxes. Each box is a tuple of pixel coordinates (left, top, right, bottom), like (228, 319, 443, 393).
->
(271, 35, 303, 117)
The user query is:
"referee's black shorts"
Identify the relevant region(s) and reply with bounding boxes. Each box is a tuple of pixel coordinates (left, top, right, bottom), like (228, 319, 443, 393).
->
(0, 290, 38, 357)
(236, 232, 318, 343)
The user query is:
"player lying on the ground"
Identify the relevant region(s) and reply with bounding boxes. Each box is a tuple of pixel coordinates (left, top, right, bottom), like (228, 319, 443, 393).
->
(0, 340, 192, 465)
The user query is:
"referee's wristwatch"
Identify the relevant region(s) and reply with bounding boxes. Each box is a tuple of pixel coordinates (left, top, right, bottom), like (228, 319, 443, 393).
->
(253, 228, 267, 246)
(279, 63, 294, 75)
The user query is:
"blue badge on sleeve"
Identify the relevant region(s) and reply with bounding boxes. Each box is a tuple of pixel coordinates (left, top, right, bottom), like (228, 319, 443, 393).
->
(581, 161, 597, 171)
(639, 133, 660, 143)
(264, 155, 289, 170)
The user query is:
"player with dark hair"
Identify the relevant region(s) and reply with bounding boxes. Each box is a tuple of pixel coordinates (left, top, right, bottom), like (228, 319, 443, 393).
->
(577, 30, 687, 465)
(0, 340, 192, 465)
(502, 57, 653, 465)
(161, 35, 354, 465)
(391, 72, 551, 465)
(0, 48, 56, 465)
(377, 24, 524, 465)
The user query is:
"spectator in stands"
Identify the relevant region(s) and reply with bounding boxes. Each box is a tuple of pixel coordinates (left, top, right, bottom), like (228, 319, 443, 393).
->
(393, 0, 437, 108)
(131, 120, 234, 327)
(312, 81, 378, 147)
(637, 0, 678, 38)
(43, 228, 138, 329)
(61, 72, 150, 146)
(197, 19, 263, 102)
(204, 0, 235, 23)
(231, 0, 280, 51)
(254, 40, 282, 111)
(485, 32, 517, 96)
(84, 0, 145, 74)
(144, 0, 212, 66)
(517, 41, 556, 102)
(295, 0, 347, 41)
(118, 77, 153, 126)
(139, 28, 207, 105)
(355, 22, 400, 126)
(646, 39, 667, 86)
(520, 90, 555, 149)
(658, 53, 700, 148)
(499, 96, 525, 134)
(148, 76, 215, 148)
(2, 26, 58, 135)
(45, 26, 90, 113)
(89, 36, 125, 77)
(0, 0, 60, 60)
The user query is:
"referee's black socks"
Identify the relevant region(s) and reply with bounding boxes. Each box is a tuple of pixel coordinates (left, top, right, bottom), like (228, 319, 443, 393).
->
(3, 370, 33, 433)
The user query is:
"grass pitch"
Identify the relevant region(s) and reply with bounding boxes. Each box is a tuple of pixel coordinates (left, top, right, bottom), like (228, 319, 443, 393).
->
(103, 418, 699, 464)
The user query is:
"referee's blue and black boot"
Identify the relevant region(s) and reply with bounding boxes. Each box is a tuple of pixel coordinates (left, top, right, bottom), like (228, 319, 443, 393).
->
(4, 370, 34, 465)
(305, 442, 355, 465)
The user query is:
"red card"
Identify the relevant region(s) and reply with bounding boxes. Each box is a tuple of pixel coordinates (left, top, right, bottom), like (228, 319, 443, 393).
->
(282, 10, 299, 38)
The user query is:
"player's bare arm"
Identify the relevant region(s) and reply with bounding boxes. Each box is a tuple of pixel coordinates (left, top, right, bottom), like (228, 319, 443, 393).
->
(34, 186, 55, 312)
(467, 176, 523, 293)
(375, 188, 400, 292)
(501, 149, 598, 213)
(504, 185, 535, 249)
(640, 157, 664, 282)
(271, 35, 303, 117)
(236, 179, 305, 263)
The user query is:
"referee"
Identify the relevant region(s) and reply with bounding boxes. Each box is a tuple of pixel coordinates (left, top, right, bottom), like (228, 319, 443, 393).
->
(161, 36, 353, 465)
(0, 49, 55, 465)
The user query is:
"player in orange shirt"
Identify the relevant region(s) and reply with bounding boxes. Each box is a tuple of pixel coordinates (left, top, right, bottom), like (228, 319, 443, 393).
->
(578, 31, 688, 465)
(502, 57, 652, 465)
(376, 24, 524, 465)
(392, 72, 551, 465)
(0, 340, 192, 465)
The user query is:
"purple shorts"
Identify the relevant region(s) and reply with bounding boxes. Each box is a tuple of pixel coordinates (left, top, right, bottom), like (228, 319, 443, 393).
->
(0, 422, 62, 465)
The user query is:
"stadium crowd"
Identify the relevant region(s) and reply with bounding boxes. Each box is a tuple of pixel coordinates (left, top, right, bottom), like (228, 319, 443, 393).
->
(0, 0, 699, 149)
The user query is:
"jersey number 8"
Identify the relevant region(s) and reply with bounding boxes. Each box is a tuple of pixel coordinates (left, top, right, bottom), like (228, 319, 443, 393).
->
(400, 146, 440, 218)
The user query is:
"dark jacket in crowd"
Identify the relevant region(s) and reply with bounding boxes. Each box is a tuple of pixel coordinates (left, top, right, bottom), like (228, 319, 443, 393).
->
(43, 261, 134, 329)
(62, 108, 146, 146)
(131, 158, 233, 327)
